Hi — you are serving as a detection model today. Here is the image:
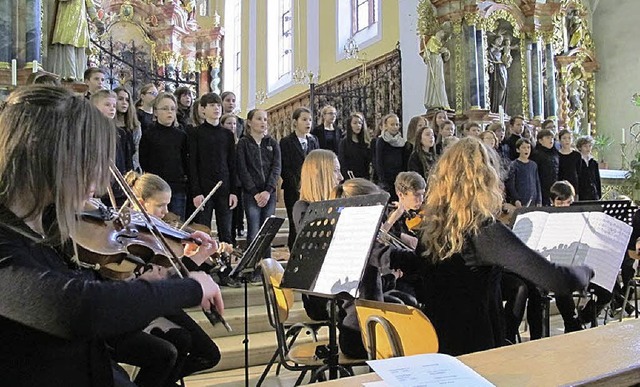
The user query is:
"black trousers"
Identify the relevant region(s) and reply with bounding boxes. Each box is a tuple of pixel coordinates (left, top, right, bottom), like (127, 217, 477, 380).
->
(197, 188, 233, 243)
(283, 188, 300, 251)
(501, 272, 543, 343)
(164, 310, 221, 376)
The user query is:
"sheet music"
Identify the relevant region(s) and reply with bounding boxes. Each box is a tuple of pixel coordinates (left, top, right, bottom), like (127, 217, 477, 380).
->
(367, 353, 494, 387)
(581, 212, 632, 290)
(312, 205, 384, 297)
(513, 210, 633, 292)
(512, 211, 549, 250)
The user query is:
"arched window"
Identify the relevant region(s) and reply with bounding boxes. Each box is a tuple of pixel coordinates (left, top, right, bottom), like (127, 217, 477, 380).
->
(336, 0, 381, 61)
(267, 0, 293, 92)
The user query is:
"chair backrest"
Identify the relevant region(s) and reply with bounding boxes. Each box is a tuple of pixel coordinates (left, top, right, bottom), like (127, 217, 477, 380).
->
(355, 299, 439, 360)
(260, 258, 295, 326)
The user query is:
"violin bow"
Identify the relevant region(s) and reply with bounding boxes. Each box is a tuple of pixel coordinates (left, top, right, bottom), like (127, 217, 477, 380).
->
(108, 162, 232, 331)
(181, 181, 223, 231)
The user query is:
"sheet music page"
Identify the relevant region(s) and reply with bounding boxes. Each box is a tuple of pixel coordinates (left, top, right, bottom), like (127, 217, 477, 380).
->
(367, 353, 494, 387)
(580, 212, 632, 291)
(512, 211, 549, 250)
(312, 205, 384, 297)
(514, 212, 588, 266)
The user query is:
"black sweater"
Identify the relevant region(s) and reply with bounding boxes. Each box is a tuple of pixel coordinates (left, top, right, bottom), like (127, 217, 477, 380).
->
(236, 135, 282, 195)
(375, 139, 411, 190)
(139, 122, 189, 194)
(530, 145, 559, 205)
(0, 207, 203, 387)
(338, 137, 371, 179)
(312, 124, 341, 154)
(189, 121, 237, 196)
(398, 221, 592, 356)
(578, 157, 602, 200)
(558, 150, 581, 194)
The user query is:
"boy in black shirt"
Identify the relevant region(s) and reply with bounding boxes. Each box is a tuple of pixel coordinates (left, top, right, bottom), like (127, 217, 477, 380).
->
(189, 93, 238, 243)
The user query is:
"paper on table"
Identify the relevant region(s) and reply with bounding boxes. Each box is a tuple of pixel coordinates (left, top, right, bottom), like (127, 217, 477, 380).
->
(367, 353, 494, 387)
(362, 382, 389, 387)
(312, 205, 384, 297)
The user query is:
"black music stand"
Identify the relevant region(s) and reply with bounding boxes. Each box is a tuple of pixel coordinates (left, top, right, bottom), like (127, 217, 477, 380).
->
(281, 193, 389, 381)
(228, 216, 284, 387)
(510, 200, 637, 336)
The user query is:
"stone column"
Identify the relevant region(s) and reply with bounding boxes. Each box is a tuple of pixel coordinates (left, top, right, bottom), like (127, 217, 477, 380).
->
(25, 0, 41, 64)
(530, 40, 544, 119)
(467, 25, 480, 108)
(544, 43, 558, 119)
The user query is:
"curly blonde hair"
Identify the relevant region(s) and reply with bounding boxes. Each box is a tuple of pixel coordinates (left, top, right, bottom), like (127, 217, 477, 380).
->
(420, 137, 503, 262)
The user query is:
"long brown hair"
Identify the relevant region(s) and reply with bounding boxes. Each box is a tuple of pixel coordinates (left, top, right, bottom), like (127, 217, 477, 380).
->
(0, 85, 116, 241)
(114, 86, 140, 133)
(420, 137, 503, 262)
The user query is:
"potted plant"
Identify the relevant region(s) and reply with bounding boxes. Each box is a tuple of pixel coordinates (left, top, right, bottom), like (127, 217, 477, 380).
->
(627, 152, 640, 200)
(592, 134, 614, 169)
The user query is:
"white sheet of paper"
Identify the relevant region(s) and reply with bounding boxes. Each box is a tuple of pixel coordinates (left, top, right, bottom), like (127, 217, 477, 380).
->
(581, 212, 632, 290)
(312, 205, 384, 296)
(362, 382, 389, 387)
(367, 353, 494, 387)
(512, 211, 549, 250)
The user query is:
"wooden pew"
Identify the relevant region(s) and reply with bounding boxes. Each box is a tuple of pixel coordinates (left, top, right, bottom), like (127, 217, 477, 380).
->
(313, 319, 640, 386)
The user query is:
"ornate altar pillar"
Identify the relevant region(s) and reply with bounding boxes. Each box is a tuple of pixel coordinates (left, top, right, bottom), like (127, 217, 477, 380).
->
(529, 39, 544, 119)
(466, 24, 480, 109)
(476, 28, 488, 110)
(543, 42, 558, 119)
(25, 0, 42, 65)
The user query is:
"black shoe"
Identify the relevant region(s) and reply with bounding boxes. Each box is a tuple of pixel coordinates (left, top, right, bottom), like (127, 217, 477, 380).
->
(219, 276, 241, 288)
(564, 317, 583, 333)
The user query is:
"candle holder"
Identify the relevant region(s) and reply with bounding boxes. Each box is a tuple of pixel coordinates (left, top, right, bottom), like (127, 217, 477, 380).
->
(621, 142, 628, 170)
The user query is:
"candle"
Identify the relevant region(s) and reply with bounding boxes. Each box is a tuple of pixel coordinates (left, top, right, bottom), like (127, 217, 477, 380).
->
(32, 60, 37, 73)
(11, 59, 17, 86)
(622, 128, 626, 144)
(498, 106, 504, 128)
(587, 123, 591, 137)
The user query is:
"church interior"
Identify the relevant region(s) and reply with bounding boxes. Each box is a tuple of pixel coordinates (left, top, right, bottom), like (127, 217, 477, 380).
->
(3, 0, 640, 386)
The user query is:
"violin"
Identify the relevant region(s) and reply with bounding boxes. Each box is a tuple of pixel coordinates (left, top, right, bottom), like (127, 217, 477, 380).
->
(74, 199, 199, 280)
(405, 209, 425, 231)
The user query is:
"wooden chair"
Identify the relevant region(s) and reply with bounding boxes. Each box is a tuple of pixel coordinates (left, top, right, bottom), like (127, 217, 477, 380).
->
(258, 258, 364, 386)
(355, 299, 439, 360)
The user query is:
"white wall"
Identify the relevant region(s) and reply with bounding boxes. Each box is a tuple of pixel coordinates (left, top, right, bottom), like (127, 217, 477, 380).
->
(398, 0, 427, 136)
(593, 0, 640, 168)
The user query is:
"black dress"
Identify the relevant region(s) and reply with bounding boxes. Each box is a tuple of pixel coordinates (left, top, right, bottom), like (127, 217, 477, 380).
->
(397, 221, 592, 356)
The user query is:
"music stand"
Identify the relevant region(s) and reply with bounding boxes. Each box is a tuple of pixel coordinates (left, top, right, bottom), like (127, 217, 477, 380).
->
(281, 192, 389, 380)
(228, 216, 284, 387)
(509, 201, 637, 336)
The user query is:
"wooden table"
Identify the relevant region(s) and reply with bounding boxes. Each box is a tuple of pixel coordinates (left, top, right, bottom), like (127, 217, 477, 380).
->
(312, 319, 640, 386)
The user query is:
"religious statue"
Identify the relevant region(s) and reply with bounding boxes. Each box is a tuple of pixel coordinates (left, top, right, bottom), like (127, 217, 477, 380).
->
(422, 22, 452, 111)
(181, 0, 197, 21)
(566, 9, 584, 51)
(567, 76, 586, 132)
(488, 33, 516, 114)
(50, 0, 104, 80)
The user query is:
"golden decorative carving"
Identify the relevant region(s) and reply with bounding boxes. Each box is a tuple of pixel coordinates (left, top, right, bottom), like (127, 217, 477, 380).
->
(484, 9, 521, 38)
(520, 39, 529, 117)
(587, 78, 596, 135)
(453, 20, 464, 115)
(417, 0, 439, 38)
(465, 12, 481, 27)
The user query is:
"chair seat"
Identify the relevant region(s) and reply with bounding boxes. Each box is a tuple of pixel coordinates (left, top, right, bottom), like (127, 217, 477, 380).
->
(287, 339, 366, 366)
